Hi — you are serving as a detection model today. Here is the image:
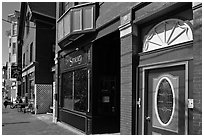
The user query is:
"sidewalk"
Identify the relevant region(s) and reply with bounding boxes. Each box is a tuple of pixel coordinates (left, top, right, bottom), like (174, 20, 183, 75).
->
(36, 114, 120, 135)
(35, 113, 84, 135)
(2, 106, 80, 135)
(2, 104, 120, 135)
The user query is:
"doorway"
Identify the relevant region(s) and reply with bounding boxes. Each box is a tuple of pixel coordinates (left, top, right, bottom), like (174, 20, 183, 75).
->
(92, 30, 120, 134)
(141, 62, 188, 135)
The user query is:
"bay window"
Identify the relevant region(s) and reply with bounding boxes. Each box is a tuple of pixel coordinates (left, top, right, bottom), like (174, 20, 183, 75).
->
(57, 3, 96, 42)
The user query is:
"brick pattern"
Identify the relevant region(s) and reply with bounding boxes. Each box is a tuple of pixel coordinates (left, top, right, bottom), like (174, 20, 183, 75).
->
(120, 78, 132, 134)
(120, 33, 133, 134)
(35, 84, 52, 114)
(192, 3, 202, 135)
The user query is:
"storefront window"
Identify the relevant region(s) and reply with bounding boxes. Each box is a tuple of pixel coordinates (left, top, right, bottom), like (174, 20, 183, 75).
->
(30, 79, 34, 100)
(62, 72, 73, 110)
(74, 69, 87, 112)
(62, 68, 88, 113)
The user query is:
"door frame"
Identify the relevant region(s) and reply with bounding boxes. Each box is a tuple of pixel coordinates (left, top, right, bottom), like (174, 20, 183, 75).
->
(141, 61, 189, 135)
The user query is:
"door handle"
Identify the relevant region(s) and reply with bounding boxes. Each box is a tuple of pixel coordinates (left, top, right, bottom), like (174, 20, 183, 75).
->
(146, 116, 151, 122)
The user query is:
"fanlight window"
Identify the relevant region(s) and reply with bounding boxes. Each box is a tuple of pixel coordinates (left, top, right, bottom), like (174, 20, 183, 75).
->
(143, 19, 193, 52)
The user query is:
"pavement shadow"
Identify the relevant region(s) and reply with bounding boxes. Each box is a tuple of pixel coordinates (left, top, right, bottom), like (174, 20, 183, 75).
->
(2, 121, 30, 126)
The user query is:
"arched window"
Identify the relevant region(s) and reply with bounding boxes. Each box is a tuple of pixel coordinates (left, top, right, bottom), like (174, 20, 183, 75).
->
(143, 19, 193, 52)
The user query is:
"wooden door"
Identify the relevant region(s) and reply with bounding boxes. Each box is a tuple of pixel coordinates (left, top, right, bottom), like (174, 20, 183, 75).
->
(145, 65, 186, 134)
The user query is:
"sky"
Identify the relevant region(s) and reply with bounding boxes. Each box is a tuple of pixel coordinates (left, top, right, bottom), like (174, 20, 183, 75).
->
(2, 2, 20, 66)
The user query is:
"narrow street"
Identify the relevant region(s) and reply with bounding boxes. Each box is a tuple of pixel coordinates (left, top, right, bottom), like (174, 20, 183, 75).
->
(2, 101, 78, 135)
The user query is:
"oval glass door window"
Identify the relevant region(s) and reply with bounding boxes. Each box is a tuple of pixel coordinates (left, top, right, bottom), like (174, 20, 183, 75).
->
(156, 78, 174, 126)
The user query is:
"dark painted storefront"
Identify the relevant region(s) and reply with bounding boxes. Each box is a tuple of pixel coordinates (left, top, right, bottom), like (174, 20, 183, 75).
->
(57, 31, 120, 134)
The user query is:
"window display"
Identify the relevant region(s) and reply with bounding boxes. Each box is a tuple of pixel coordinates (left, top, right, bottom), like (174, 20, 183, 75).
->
(62, 68, 88, 113)
(62, 72, 73, 110)
(74, 69, 87, 112)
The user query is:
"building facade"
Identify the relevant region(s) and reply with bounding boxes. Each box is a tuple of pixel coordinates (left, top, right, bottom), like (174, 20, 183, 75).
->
(54, 2, 202, 135)
(18, 2, 56, 114)
(6, 11, 20, 102)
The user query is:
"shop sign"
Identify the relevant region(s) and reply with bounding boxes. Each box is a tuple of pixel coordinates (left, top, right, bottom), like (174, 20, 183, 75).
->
(11, 65, 21, 78)
(64, 50, 87, 69)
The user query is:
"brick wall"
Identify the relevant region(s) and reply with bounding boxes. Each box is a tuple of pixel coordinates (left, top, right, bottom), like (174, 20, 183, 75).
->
(192, 2, 202, 135)
(120, 33, 134, 135)
(96, 2, 138, 28)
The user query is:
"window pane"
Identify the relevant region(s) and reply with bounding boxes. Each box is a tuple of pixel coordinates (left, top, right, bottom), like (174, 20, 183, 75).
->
(64, 13, 71, 36)
(9, 53, 11, 62)
(74, 69, 87, 112)
(12, 43, 16, 54)
(73, 10, 82, 31)
(83, 7, 93, 30)
(62, 72, 73, 110)
(58, 20, 64, 40)
(157, 79, 173, 124)
(13, 23, 17, 35)
(143, 19, 193, 52)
